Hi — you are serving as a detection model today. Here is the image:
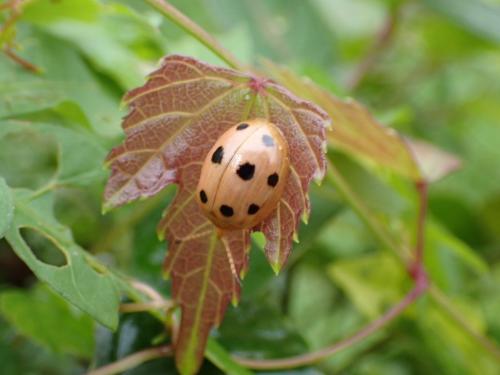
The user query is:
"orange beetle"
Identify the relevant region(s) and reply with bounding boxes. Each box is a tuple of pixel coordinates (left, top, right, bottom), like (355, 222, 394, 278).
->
(196, 118, 289, 230)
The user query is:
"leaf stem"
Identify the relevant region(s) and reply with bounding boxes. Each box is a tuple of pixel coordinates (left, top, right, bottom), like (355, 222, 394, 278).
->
(86, 345, 172, 375)
(120, 281, 174, 314)
(233, 274, 428, 369)
(130, 279, 168, 304)
(409, 180, 428, 279)
(119, 301, 171, 313)
(144, 0, 244, 71)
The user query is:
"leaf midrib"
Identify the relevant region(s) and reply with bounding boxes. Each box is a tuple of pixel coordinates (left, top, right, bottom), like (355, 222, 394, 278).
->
(182, 231, 218, 372)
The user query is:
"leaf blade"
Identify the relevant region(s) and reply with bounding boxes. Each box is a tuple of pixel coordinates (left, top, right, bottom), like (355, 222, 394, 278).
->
(0, 177, 14, 238)
(5, 189, 120, 329)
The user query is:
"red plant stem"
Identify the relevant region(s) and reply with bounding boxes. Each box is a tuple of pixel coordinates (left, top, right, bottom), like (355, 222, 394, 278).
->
(3, 46, 41, 73)
(410, 180, 428, 279)
(1, 0, 41, 73)
(86, 346, 172, 375)
(233, 274, 428, 370)
(346, 5, 401, 91)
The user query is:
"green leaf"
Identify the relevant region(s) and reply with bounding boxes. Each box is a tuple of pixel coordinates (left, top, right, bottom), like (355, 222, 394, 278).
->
(218, 299, 309, 360)
(0, 121, 107, 187)
(0, 177, 14, 238)
(0, 29, 121, 135)
(21, 0, 100, 23)
(5, 189, 120, 329)
(0, 283, 95, 358)
(205, 340, 254, 375)
(424, 220, 488, 293)
(0, 126, 58, 191)
(289, 264, 337, 332)
(422, 0, 500, 44)
(21, 1, 165, 89)
(0, 319, 84, 375)
(419, 301, 497, 374)
(328, 252, 406, 318)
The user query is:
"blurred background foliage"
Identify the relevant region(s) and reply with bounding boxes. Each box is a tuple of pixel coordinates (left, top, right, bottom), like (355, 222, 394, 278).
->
(0, 0, 499, 374)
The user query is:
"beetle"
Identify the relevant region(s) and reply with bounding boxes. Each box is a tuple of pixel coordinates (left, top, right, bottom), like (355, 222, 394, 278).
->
(196, 118, 289, 230)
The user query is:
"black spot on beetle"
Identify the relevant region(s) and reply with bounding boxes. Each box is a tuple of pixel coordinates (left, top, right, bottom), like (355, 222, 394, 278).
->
(248, 204, 260, 215)
(267, 173, 279, 187)
(236, 123, 249, 130)
(211, 146, 224, 164)
(199, 190, 208, 203)
(237, 162, 255, 180)
(262, 134, 274, 147)
(220, 205, 234, 217)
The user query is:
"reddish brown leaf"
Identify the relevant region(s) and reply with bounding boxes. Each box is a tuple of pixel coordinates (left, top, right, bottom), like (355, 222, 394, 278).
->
(161, 162, 250, 373)
(104, 55, 329, 374)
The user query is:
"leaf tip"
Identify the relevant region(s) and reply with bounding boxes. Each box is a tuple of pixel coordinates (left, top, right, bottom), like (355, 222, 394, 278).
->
(239, 268, 248, 280)
(321, 139, 329, 155)
(293, 232, 300, 243)
(301, 211, 309, 225)
(101, 203, 112, 215)
(271, 262, 282, 275)
(324, 118, 333, 130)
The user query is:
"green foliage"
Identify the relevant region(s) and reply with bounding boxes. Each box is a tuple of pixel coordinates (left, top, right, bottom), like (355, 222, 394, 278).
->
(0, 178, 13, 237)
(0, 283, 95, 358)
(1, 0, 499, 374)
(4, 188, 120, 328)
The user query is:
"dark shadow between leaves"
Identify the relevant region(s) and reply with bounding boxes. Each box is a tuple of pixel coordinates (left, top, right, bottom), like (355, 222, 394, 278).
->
(20, 227, 68, 267)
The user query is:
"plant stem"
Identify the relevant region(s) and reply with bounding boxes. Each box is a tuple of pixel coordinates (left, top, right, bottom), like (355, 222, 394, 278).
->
(409, 180, 428, 278)
(233, 275, 428, 369)
(144, 0, 244, 71)
(86, 345, 172, 375)
(120, 300, 172, 313)
(130, 279, 168, 304)
(3, 46, 41, 73)
(346, 4, 401, 91)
